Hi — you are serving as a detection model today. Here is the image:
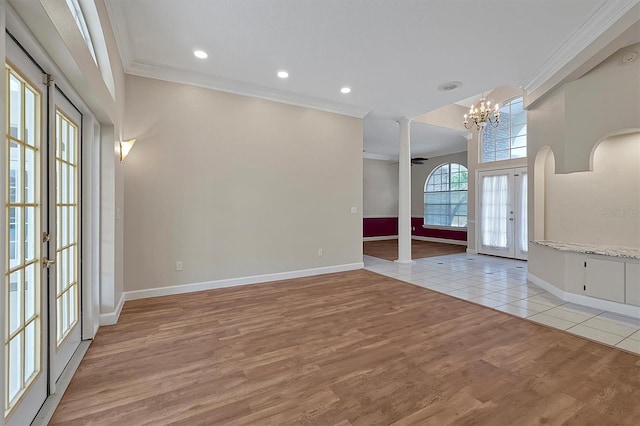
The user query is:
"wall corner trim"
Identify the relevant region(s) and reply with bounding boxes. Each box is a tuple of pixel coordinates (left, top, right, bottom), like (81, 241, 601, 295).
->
(124, 262, 364, 302)
(527, 272, 640, 320)
(99, 292, 126, 326)
(466, 249, 478, 255)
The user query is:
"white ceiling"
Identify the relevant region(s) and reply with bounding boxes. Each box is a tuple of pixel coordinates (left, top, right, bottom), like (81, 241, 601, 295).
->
(105, 0, 627, 158)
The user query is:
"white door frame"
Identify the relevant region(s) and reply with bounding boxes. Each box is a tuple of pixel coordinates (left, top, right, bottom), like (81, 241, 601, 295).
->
(1, 5, 102, 425)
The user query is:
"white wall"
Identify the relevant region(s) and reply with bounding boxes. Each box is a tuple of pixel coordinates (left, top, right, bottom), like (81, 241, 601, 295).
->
(544, 132, 640, 248)
(411, 151, 468, 218)
(363, 159, 398, 217)
(123, 75, 363, 292)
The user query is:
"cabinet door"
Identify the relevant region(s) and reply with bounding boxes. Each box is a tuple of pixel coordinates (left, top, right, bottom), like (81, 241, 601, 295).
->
(585, 258, 625, 303)
(626, 263, 640, 306)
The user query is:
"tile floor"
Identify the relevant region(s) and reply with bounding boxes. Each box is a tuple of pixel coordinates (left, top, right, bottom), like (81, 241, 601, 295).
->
(364, 253, 640, 355)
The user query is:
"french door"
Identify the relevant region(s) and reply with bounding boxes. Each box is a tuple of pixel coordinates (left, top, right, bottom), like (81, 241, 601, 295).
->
(4, 37, 82, 425)
(478, 167, 527, 260)
(51, 93, 82, 384)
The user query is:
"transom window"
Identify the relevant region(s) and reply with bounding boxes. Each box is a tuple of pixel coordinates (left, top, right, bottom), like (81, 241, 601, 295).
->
(424, 163, 468, 228)
(481, 97, 527, 162)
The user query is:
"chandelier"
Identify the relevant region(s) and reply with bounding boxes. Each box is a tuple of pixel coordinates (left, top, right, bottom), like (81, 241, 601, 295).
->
(463, 97, 500, 130)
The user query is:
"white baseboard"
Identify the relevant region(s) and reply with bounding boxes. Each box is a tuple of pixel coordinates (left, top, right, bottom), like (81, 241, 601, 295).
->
(363, 236, 467, 246)
(363, 235, 398, 241)
(466, 248, 478, 254)
(99, 292, 125, 326)
(411, 236, 467, 246)
(528, 273, 640, 320)
(125, 262, 364, 302)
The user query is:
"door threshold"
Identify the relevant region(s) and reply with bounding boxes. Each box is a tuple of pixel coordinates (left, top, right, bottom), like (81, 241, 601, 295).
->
(31, 340, 91, 426)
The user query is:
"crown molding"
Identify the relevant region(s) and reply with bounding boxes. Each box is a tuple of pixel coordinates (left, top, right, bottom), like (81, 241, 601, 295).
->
(126, 59, 370, 118)
(103, 0, 134, 68)
(523, 0, 640, 93)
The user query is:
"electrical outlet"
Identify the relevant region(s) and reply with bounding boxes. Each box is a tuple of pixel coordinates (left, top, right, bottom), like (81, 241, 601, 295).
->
(176, 261, 183, 271)
(350, 207, 358, 214)
(317, 248, 323, 257)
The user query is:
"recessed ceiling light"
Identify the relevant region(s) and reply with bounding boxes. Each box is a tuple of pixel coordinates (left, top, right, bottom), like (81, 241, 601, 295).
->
(340, 87, 351, 94)
(277, 71, 289, 79)
(438, 81, 463, 91)
(193, 50, 208, 59)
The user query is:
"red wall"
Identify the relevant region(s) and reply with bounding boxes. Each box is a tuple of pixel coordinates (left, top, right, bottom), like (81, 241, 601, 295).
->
(363, 217, 397, 237)
(363, 217, 467, 242)
(411, 217, 467, 241)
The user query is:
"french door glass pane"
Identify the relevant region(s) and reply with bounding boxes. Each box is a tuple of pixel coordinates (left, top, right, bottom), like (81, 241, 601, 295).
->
(481, 175, 509, 248)
(8, 334, 22, 401)
(25, 263, 36, 320)
(24, 321, 37, 381)
(25, 206, 35, 261)
(25, 88, 36, 146)
(25, 147, 35, 203)
(9, 269, 22, 334)
(9, 74, 21, 139)
(520, 173, 528, 253)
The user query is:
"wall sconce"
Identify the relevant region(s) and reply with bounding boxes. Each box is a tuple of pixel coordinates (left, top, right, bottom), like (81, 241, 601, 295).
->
(120, 139, 136, 162)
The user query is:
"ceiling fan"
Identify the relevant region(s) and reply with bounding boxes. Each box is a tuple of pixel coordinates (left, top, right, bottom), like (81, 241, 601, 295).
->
(410, 157, 429, 165)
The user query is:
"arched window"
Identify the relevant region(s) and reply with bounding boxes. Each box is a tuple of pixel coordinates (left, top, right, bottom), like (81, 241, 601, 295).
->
(481, 97, 526, 162)
(424, 163, 468, 228)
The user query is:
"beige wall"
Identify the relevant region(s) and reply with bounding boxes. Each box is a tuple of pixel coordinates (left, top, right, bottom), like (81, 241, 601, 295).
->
(411, 151, 468, 218)
(543, 132, 640, 248)
(528, 43, 640, 288)
(528, 43, 640, 248)
(123, 75, 363, 291)
(363, 159, 398, 217)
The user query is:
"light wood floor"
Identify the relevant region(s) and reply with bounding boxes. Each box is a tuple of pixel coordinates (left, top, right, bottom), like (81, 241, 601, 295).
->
(51, 270, 640, 425)
(363, 239, 466, 261)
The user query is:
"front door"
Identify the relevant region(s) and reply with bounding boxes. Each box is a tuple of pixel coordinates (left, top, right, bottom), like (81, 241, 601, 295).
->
(478, 167, 528, 260)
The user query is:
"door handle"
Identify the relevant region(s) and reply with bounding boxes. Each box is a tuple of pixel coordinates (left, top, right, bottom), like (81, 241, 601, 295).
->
(509, 218, 514, 221)
(42, 257, 56, 268)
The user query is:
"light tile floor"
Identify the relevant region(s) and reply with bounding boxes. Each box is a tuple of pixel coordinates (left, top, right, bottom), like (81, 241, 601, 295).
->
(364, 253, 640, 355)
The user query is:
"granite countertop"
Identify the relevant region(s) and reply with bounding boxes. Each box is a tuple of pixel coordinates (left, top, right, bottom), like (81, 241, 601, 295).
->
(533, 240, 640, 260)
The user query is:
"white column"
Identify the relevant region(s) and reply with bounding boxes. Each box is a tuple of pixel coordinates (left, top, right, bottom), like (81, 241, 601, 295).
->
(396, 118, 413, 264)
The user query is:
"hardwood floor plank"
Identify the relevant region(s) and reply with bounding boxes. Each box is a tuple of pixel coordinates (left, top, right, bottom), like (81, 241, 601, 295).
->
(51, 270, 640, 425)
(363, 239, 466, 261)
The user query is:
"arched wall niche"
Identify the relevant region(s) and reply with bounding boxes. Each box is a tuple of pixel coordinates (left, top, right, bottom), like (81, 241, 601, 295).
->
(532, 145, 554, 241)
(538, 132, 640, 248)
(588, 128, 640, 171)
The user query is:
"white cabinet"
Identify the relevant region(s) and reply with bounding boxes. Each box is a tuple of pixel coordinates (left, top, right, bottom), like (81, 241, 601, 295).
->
(626, 263, 640, 306)
(584, 258, 625, 303)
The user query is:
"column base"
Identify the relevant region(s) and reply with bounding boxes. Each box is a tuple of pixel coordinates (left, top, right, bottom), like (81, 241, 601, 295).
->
(394, 259, 416, 265)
